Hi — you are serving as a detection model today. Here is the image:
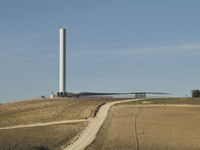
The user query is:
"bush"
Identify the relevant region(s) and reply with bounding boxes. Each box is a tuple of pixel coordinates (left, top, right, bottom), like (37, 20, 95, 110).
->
(60, 92, 63, 97)
(64, 91, 67, 97)
(30, 145, 51, 150)
(57, 92, 60, 97)
(191, 89, 200, 98)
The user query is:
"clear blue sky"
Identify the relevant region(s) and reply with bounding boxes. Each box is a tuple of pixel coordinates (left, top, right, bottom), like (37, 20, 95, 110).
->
(1, 1, 200, 103)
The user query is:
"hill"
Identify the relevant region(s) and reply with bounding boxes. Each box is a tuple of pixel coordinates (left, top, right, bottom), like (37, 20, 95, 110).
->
(0, 97, 131, 150)
(86, 98, 200, 150)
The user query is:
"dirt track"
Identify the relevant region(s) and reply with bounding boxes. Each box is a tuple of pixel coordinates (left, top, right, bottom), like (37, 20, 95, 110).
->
(65, 99, 140, 150)
(2, 98, 200, 150)
(0, 98, 133, 149)
(0, 119, 86, 130)
(0, 98, 138, 150)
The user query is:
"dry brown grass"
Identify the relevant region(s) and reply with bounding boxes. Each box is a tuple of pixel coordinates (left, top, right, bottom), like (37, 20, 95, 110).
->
(123, 97, 200, 105)
(0, 97, 131, 150)
(0, 98, 131, 128)
(0, 122, 87, 150)
(86, 104, 200, 150)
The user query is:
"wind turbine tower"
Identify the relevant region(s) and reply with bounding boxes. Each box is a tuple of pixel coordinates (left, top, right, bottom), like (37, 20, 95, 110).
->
(59, 29, 66, 92)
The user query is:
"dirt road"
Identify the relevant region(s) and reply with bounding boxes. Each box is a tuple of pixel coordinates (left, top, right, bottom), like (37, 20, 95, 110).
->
(65, 99, 140, 150)
(0, 98, 139, 150)
(0, 119, 86, 130)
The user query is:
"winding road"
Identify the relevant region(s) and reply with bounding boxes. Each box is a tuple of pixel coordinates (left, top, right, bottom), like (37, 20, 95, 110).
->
(65, 99, 140, 150)
(0, 99, 140, 149)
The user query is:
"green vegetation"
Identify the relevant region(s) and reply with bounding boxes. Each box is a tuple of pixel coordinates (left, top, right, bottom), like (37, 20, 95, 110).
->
(57, 92, 66, 97)
(60, 92, 63, 97)
(30, 144, 51, 150)
(57, 92, 60, 97)
(191, 89, 200, 98)
(93, 103, 106, 117)
(64, 92, 67, 97)
(119, 97, 200, 105)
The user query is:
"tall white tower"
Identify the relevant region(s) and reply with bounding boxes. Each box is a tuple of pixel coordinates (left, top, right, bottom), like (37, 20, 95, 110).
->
(60, 29, 66, 92)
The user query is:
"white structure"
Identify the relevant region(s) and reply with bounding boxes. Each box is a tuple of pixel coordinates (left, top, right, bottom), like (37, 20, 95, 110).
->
(60, 29, 66, 92)
(51, 91, 54, 98)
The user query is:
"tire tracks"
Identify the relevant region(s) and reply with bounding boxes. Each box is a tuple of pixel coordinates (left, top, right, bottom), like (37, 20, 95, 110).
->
(96, 106, 116, 150)
(134, 106, 142, 150)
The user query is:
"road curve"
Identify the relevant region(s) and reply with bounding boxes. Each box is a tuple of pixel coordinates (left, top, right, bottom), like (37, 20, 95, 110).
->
(65, 99, 140, 150)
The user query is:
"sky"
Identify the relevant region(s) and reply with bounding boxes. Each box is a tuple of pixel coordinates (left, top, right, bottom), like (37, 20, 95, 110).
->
(0, 0, 200, 103)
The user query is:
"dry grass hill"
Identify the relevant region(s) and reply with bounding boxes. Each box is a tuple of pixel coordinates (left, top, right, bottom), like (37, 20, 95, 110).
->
(0, 97, 131, 150)
(86, 98, 200, 150)
(1, 97, 200, 150)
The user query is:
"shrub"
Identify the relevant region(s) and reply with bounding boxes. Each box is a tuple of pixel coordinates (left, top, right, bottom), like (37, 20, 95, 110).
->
(57, 92, 60, 97)
(64, 91, 67, 97)
(191, 89, 200, 98)
(60, 92, 63, 97)
(30, 145, 51, 150)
